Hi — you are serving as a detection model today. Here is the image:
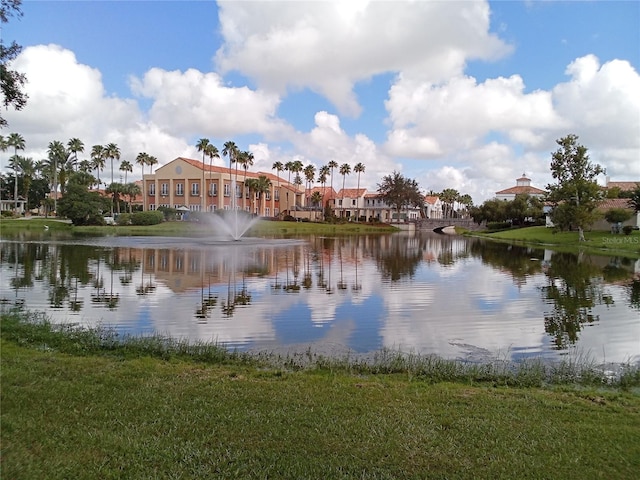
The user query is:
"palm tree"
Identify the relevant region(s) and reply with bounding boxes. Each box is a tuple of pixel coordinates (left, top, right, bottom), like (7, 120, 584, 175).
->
(339, 163, 351, 218)
(78, 159, 93, 174)
(353, 162, 365, 221)
(7, 133, 25, 213)
(67, 138, 84, 172)
(90, 145, 105, 188)
(146, 154, 158, 173)
(119, 160, 133, 184)
(289, 160, 303, 207)
(253, 175, 272, 217)
(327, 160, 338, 212)
(135, 152, 149, 210)
(206, 144, 219, 211)
(124, 182, 141, 213)
(47, 140, 67, 213)
(318, 165, 330, 218)
(304, 164, 316, 205)
(196, 138, 211, 211)
(222, 141, 238, 207)
(272, 161, 283, 216)
(104, 143, 120, 215)
(239, 150, 254, 210)
(310, 191, 323, 220)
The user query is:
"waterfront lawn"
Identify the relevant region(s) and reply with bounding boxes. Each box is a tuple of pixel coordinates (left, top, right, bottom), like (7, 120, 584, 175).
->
(472, 226, 640, 258)
(2, 316, 640, 479)
(0, 217, 396, 237)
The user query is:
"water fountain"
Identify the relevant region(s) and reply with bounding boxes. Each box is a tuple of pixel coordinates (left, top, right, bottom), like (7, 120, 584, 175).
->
(206, 179, 262, 241)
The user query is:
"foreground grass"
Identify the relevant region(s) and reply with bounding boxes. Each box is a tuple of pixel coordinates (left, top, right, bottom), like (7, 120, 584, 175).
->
(0, 217, 396, 238)
(469, 226, 640, 258)
(2, 313, 640, 479)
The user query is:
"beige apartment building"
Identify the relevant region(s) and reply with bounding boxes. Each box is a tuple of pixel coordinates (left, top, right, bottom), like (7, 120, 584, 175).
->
(142, 157, 305, 217)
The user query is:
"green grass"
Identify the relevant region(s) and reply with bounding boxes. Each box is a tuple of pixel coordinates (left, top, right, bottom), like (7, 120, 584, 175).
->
(2, 313, 639, 479)
(0, 217, 397, 238)
(468, 226, 640, 258)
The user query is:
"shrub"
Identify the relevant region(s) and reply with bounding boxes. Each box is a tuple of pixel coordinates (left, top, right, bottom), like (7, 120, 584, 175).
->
(486, 221, 511, 231)
(131, 211, 164, 226)
(115, 213, 132, 226)
(622, 225, 634, 235)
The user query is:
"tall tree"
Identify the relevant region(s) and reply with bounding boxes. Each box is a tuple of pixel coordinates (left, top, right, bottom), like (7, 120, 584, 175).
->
(1, 0, 28, 128)
(377, 171, 423, 222)
(47, 140, 67, 213)
(271, 161, 283, 216)
(67, 138, 84, 172)
(222, 141, 239, 207)
(627, 184, 640, 215)
(339, 163, 351, 217)
(196, 138, 211, 211)
(304, 164, 316, 205)
(289, 160, 303, 208)
(238, 150, 254, 209)
(253, 175, 272, 217)
(318, 165, 330, 219)
(353, 162, 365, 221)
(90, 145, 105, 188)
(327, 160, 338, 212)
(546, 134, 604, 242)
(119, 160, 133, 184)
(7, 132, 24, 213)
(439, 188, 459, 218)
(15, 155, 34, 209)
(206, 144, 220, 210)
(135, 152, 149, 210)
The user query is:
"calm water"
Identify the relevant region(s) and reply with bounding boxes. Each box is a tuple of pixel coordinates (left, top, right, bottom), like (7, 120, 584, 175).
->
(1, 231, 638, 364)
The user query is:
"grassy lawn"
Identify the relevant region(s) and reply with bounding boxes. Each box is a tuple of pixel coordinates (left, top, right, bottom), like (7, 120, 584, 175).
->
(2, 314, 640, 479)
(468, 226, 640, 258)
(0, 217, 397, 237)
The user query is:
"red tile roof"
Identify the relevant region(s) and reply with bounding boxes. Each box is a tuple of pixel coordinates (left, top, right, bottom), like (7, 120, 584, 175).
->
(495, 185, 546, 195)
(597, 198, 634, 211)
(605, 181, 640, 192)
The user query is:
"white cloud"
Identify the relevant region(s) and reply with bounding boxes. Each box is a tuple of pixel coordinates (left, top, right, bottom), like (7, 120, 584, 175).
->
(129, 68, 288, 139)
(215, 0, 511, 116)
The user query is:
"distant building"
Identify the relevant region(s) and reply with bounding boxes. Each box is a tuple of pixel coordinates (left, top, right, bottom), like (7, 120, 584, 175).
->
(495, 174, 546, 201)
(142, 157, 304, 217)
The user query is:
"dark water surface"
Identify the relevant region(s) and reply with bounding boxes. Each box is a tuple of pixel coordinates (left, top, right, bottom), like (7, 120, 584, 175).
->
(1, 232, 638, 363)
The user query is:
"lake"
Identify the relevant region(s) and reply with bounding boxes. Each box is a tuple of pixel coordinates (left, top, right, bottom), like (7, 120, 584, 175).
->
(1, 231, 638, 364)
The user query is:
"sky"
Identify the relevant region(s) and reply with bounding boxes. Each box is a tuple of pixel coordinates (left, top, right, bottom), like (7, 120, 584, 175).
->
(3, 0, 640, 203)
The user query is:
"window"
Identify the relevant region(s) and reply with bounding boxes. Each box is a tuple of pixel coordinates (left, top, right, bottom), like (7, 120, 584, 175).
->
(236, 184, 241, 198)
(149, 204, 156, 210)
(224, 183, 230, 197)
(265, 207, 270, 216)
(149, 183, 156, 195)
(265, 191, 271, 200)
(161, 183, 168, 196)
(352, 199, 356, 206)
(176, 183, 184, 196)
(210, 183, 217, 196)
(275, 189, 280, 201)
(191, 183, 199, 196)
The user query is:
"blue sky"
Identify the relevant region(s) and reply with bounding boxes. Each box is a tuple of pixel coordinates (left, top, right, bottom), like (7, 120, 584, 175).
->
(4, 0, 639, 201)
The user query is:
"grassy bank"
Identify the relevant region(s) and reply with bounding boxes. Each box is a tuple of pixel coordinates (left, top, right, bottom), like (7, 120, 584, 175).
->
(2, 313, 640, 479)
(468, 226, 640, 258)
(0, 217, 397, 237)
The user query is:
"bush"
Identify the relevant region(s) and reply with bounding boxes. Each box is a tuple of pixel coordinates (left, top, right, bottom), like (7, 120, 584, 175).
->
(486, 221, 511, 231)
(115, 213, 132, 226)
(622, 225, 634, 235)
(131, 211, 164, 226)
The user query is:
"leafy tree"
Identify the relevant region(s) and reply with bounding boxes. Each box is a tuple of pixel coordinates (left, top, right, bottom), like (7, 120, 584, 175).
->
(57, 173, 110, 225)
(253, 175, 271, 216)
(196, 138, 212, 211)
(439, 188, 459, 218)
(310, 191, 323, 219)
(604, 208, 632, 230)
(627, 184, 640, 214)
(14, 155, 34, 209)
(506, 194, 543, 226)
(546, 134, 604, 241)
(1, 0, 27, 128)
(377, 171, 423, 222)
(303, 164, 316, 204)
(470, 198, 507, 225)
